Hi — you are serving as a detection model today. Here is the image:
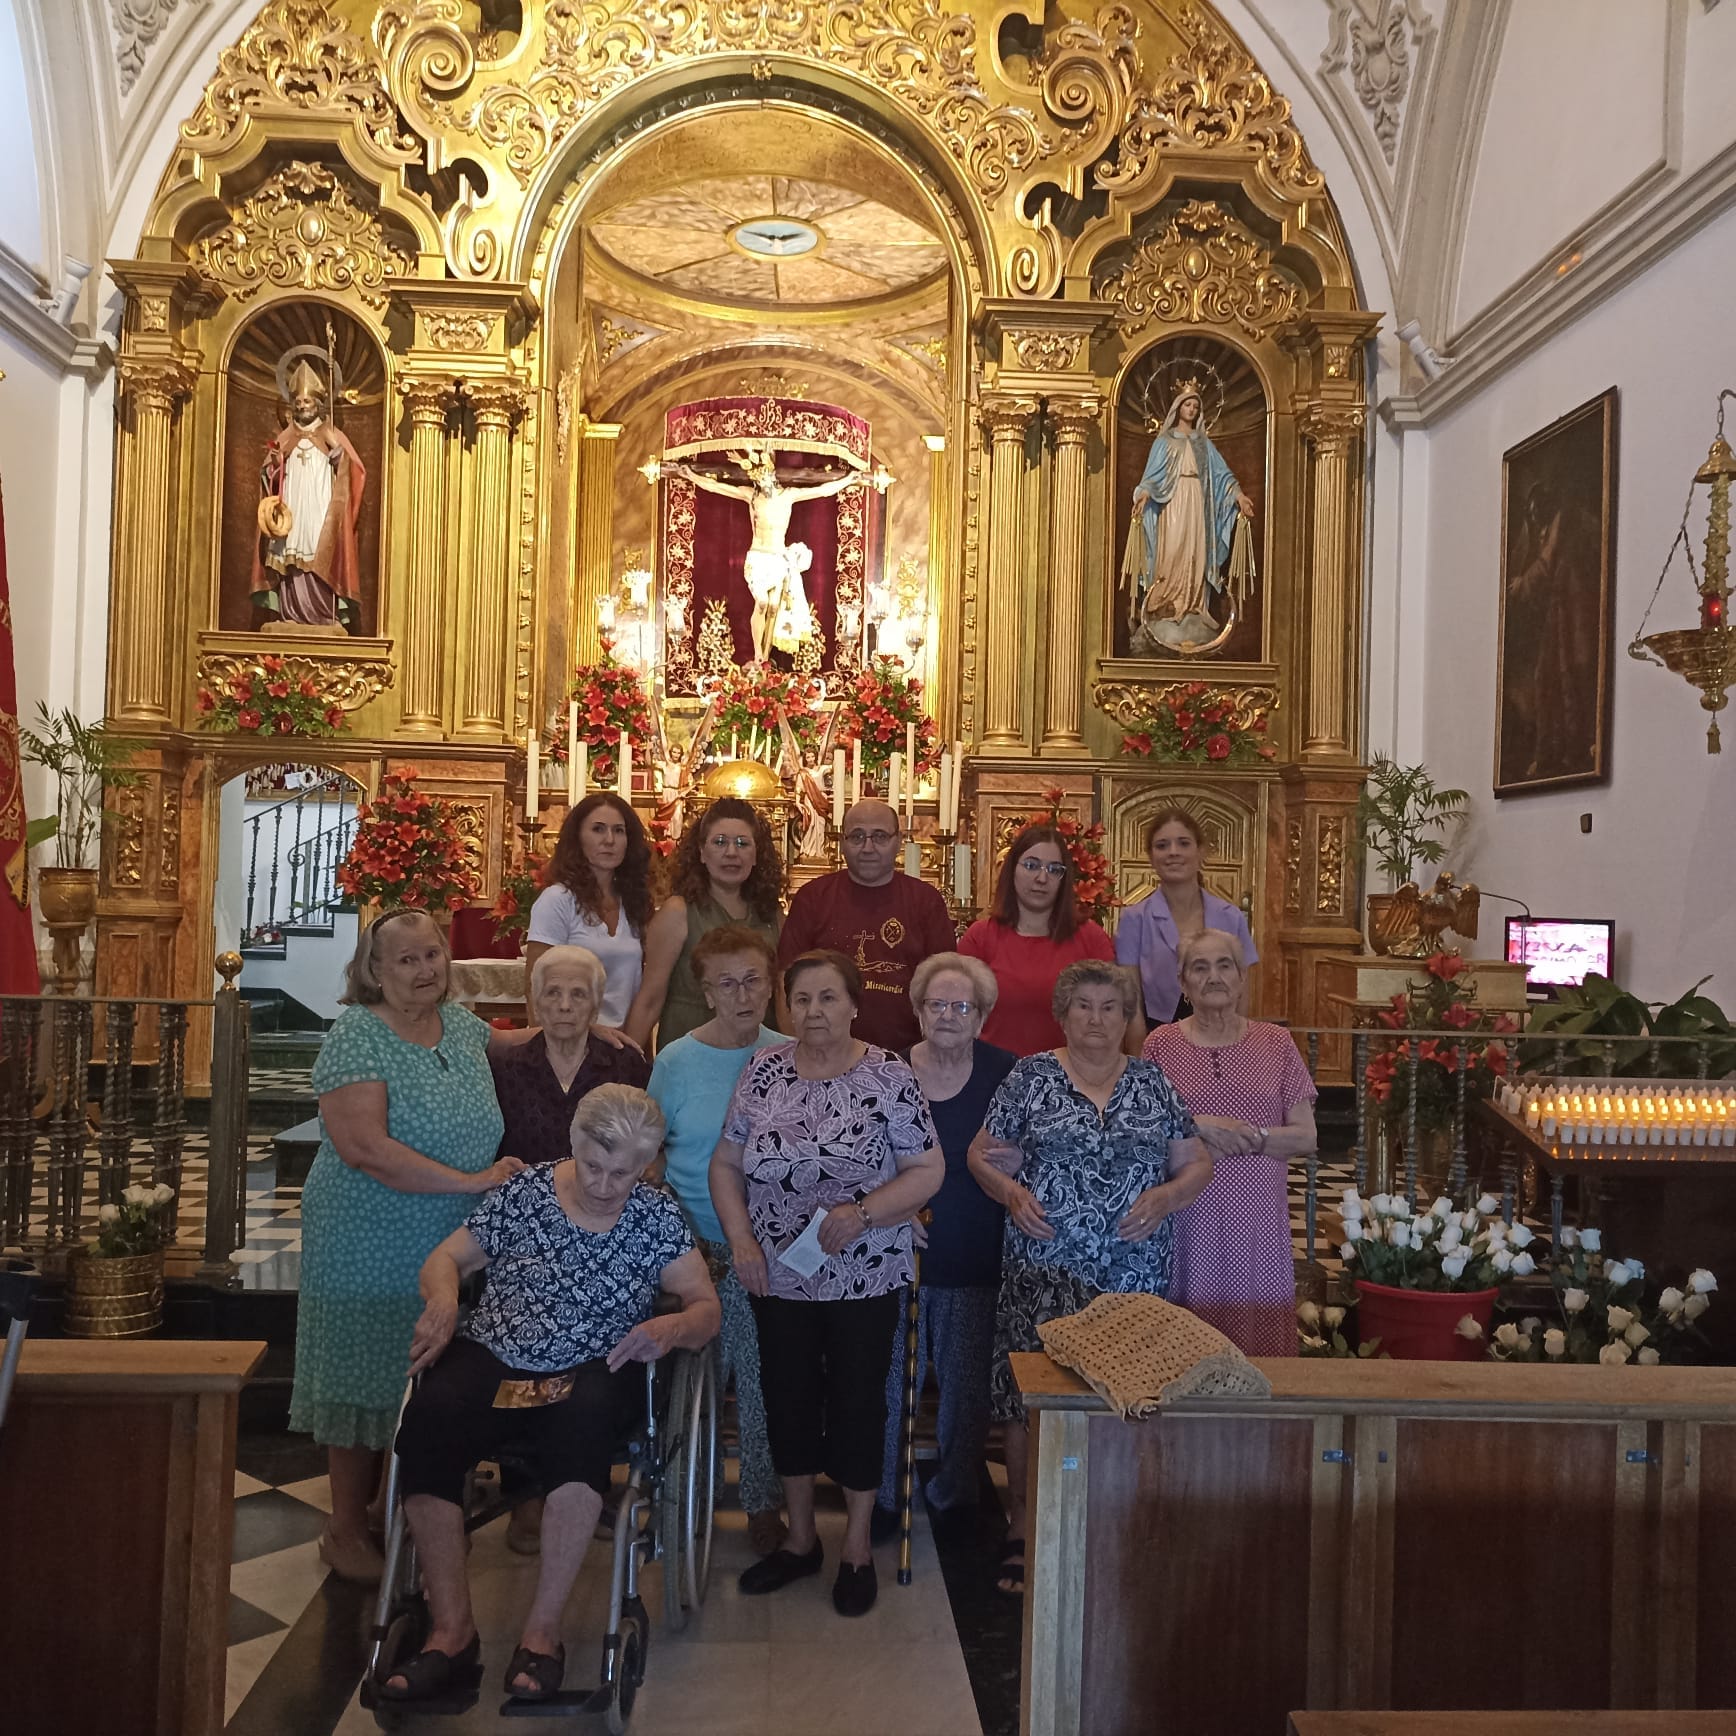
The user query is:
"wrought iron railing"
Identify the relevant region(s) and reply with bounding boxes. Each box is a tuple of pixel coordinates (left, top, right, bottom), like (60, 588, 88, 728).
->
(243, 784, 355, 947)
(0, 958, 251, 1279)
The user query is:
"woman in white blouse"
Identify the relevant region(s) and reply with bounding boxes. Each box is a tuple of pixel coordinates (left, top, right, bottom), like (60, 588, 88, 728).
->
(524, 794, 652, 1039)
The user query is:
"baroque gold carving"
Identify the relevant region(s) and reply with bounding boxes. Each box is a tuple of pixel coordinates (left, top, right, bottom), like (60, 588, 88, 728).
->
(1284, 816, 1303, 914)
(1299, 401, 1367, 453)
(110, 785, 148, 887)
(138, 297, 169, 334)
(116, 354, 197, 411)
(183, 0, 417, 159)
(462, 376, 530, 426)
(1007, 329, 1084, 373)
(1095, 199, 1304, 339)
(1315, 813, 1346, 916)
(196, 651, 395, 712)
(193, 163, 414, 310)
(158, 781, 182, 892)
(1092, 680, 1278, 733)
(425, 308, 496, 350)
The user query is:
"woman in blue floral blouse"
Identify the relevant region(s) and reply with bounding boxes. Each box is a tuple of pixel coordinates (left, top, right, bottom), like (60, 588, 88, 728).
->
(968, 958, 1211, 1593)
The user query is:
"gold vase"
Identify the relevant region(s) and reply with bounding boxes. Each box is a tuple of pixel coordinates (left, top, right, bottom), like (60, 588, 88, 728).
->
(1366, 889, 1429, 958)
(36, 865, 100, 994)
(64, 1248, 165, 1339)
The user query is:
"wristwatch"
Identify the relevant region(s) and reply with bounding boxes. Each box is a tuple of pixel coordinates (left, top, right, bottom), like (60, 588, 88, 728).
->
(1254, 1127, 1269, 1154)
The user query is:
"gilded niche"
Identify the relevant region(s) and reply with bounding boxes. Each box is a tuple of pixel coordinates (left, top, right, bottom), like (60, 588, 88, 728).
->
(193, 163, 415, 309)
(1094, 199, 1303, 339)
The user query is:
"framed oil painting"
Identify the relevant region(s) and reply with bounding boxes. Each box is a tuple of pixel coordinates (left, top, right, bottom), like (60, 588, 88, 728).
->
(1494, 388, 1618, 797)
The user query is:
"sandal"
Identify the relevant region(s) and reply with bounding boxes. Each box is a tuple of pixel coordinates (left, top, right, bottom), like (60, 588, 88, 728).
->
(376, 1633, 482, 1702)
(996, 1538, 1026, 1597)
(504, 1642, 565, 1701)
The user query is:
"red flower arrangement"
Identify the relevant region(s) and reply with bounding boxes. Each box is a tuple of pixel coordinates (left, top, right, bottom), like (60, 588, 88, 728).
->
(490, 852, 546, 939)
(1119, 681, 1274, 767)
(704, 664, 824, 760)
(834, 656, 939, 784)
(1364, 949, 1518, 1132)
(336, 768, 482, 913)
(1023, 786, 1117, 926)
(545, 636, 655, 786)
(197, 655, 348, 737)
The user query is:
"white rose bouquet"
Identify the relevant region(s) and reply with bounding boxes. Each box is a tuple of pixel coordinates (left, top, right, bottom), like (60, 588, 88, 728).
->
(93, 1181, 177, 1259)
(1335, 1189, 1510, 1293)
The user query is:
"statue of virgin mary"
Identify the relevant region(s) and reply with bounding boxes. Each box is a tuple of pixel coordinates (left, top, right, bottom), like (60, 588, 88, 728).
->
(1121, 380, 1255, 653)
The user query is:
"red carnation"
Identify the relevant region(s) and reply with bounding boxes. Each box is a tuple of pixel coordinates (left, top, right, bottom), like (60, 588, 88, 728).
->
(299, 677, 318, 698)
(274, 713, 294, 734)
(325, 706, 344, 727)
(196, 689, 216, 713)
(1175, 710, 1193, 730)
(261, 654, 285, 674)
(237, 708, 262, 731)
(266, 679, 291, 699)
(1206, 733, 1232, 760)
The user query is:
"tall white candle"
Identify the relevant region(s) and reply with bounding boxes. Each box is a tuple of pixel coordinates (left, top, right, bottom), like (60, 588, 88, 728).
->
(567, 702, 580, 804)
(849, 739, 861, 806)
(952, 841, 972, 904)
(619, 738, 633, 798)
(937, 751, 953, 836)
(887, 751, 902, 815)
(574, 740, 588, 801)
(951, 738, 965, 831)
(525, 731, 539, 822)
(731, 731, 740, 761)
(904, 839, 921, 878)
(832, 748, 846, 830)
(904, 722, 917, 821)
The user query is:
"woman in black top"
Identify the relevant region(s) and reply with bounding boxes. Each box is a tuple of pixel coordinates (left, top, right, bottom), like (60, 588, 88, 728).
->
(874, 952, 1016, 1533)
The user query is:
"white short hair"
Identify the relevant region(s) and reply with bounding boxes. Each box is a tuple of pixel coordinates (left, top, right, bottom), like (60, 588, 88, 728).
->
(1178, 927, 1246, 974)
(530, 944, 607, 1006)
(571, 1083, 665, 1164)
(910, 951, 998, 1017)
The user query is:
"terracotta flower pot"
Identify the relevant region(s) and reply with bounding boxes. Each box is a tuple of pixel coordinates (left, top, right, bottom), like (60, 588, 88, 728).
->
(1354, 1280, 1497, 1361)
(64, 1247, 165, 1339)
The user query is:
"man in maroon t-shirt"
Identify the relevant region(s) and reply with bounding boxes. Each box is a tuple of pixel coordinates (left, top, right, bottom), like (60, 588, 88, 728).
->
(777, 799, 957, 1052)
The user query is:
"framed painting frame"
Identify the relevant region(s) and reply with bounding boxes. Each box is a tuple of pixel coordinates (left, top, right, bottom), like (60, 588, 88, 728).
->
(1494, 387, 1618, 798)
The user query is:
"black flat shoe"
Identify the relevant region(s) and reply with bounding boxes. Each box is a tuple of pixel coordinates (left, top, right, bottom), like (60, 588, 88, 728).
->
(376, 1633, 483, 1702)
(833, 1560, 878, 1617)
(868, 1502, 900, 1546)
(504, 1641, 565, 1701)
(738, 1540, 823, 1596)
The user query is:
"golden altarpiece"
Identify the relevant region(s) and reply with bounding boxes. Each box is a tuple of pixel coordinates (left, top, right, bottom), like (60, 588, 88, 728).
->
(97, 0, 1376, 1038)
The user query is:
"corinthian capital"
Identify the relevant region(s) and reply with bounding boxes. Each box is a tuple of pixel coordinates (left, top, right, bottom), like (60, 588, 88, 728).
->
(1047, 395, 1106, 444)
(1298, 401, 1366, 454)
(117, 354, 197, 412)
(462, 376, 530, 428)
(981, 394, 1039, 442)
(398, 376, 458, 426)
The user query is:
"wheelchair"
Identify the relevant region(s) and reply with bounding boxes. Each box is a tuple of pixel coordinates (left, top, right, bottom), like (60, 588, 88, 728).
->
(361, 1337, 718, 1731)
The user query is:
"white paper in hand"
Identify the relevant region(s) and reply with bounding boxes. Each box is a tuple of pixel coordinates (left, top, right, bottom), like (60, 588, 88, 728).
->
(776, 1209, 831, 1278)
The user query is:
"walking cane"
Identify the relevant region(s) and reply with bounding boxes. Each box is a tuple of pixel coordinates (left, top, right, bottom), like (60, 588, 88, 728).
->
(897, 1212, 928, 1587)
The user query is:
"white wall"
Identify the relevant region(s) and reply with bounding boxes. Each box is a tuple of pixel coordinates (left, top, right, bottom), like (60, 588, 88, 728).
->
(1422, 207, 1736, 1005)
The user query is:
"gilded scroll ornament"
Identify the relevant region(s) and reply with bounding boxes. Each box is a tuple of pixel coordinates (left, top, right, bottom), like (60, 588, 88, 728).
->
(1284, 816, 1302, 914)
(1315, 813, 1345, 915)
(1007, 330, 1086, 372)
(110, 785, 148, 888)
(425, 309, 497, 350)
(193, 164, 414, 310)
(158, 781, 182, 892)
(196, 651, 396, 712)
(1094, 199, 1303, 339)
(182, 0, 418, 159)
(1092, 679, 1278, 733)
(1101, 5, 1322, 199)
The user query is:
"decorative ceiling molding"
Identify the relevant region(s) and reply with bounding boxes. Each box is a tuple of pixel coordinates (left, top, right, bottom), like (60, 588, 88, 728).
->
(588, 305, 660, 369)
(111, 0, 191, 97)
(1320, 0, 1435, 169)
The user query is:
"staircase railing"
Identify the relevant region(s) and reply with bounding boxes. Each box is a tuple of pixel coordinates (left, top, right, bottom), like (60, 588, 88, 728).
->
(0, 958, 251, 1280)
(243, 784, 355, 945)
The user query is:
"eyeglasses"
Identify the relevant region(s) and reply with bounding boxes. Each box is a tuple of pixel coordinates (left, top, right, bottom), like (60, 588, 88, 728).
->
(844, 829, 899, 847)
(922, 998, 978, 1018)
(710, 973, 767, 995)
(706, 833, 753, 852)
(1018, 857, 1068, 879)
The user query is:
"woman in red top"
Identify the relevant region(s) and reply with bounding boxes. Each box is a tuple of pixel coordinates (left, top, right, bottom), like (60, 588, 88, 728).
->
(959, 825, 1115, 1056)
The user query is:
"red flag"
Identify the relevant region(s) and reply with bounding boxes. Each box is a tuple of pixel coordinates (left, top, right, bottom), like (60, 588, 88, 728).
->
(0, 480, 42, 992)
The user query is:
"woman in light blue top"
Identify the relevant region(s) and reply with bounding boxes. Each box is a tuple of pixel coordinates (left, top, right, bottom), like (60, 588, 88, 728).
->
(645, 922, 787, 1555)
(1114, 807, 1257, 1026)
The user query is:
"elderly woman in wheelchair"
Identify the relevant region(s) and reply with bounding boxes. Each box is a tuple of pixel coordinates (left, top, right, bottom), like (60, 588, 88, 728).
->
(377, 1084, 720, 1707)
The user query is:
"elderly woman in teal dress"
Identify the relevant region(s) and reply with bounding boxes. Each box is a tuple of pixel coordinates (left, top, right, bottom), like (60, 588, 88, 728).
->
(1122, 380, 1255, 653)
(291, 908, 531, 1583)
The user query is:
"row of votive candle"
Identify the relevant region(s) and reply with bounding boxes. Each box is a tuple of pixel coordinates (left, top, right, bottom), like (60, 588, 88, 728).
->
(1500, 1081, 1736, 1147)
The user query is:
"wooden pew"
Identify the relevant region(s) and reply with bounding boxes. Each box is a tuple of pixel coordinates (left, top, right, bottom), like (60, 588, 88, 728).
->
(0, 1339, 266, 1736)
(1014, 1354, 1736, 1736)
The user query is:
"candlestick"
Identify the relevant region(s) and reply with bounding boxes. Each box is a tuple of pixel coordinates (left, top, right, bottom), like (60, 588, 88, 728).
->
(619, 739, 633, 799)
(832, 748, 847, 830)
(525, 731, 539, 822)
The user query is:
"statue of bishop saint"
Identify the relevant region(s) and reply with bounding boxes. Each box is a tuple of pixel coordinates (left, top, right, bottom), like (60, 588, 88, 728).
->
(252, 358, 366, 633)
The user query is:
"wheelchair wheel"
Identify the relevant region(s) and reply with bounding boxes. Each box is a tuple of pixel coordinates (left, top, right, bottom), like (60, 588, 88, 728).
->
(603, 1623, 643, 1736)
(657, 1351, 717, 1630)
(681, 1351, 718, 1608)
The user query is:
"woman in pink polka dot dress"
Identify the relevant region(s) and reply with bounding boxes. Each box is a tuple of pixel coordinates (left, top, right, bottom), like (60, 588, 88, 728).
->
(1142, 928, 1318, 1355)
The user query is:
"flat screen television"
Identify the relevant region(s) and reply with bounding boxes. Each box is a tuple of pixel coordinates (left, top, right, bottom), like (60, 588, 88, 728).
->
(1504, 917, 1615, 999)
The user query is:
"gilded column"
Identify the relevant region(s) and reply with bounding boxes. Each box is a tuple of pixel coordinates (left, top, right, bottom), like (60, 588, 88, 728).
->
(459, 377, 528, 736)
(1299, 404, 1366, 758)
(1040, 397, 1102, 753)
(110, 356, 196, 725)
(397, 378, 456, 733)
(979, 395, 1038, 749)
(575, 422, 622, 667)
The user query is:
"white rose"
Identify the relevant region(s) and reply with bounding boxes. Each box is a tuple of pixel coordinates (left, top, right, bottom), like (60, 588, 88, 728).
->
(1492, 1248, 1513, 1274)
(1476, 1192, 1499, 1215)
(1579, 1227, 1602, 1253)
(1391, 1197, 1413, 1220)
(1637, 1347, 1661, 1366)
(1558, 1225, 1578, 1250)
(1511, 1252, 1536, 1277)
(1387, 1220, 1409, 1245)
(123, 1184, 148, 1206)
(1522, 1316, 1543, 1335)
(1343, 1215, 1365, 1240)
(1658, 1287, 1686, 1315)
(1323, 1306, 1345, 1330)
(1370, 1193, 1392, 1216)
(1298, 1300, 1321, 1328)
(1454, 1313, 1484, 1340)
(1341, 1188, 1364, 1217)
(98, 1203, 120, 1225)
(1409, 1224, 1428, 1251)
(1607, 1305, 1634, 1332)
(1563, 1287, 1589, 1314)
(1684, 1293, 1711, 1320)
(1604, 1261, 1633, 1289)
(1441, 1251, 1469, 1281)
(1544, 1327, 1567, 1357)
(1509, 1224, 1535, 1250)
(1438, 1224, 1463, 1253)
(1623, 1321, 1650, 1348)
(152, 1182, 175, 1205)
(1628, 1259, 1646, 1281)
(1340, 1241, 1358, 1264)
(1300, 1332, 1327, 1351)
(1599, 1340, 1633, 1366)
(1494, 1322, 1520, 1349)
(1689, 1269, 1719, 1295)
(1458, 1210, 1479, 1232)
(1431, 1196, 1454, 1220)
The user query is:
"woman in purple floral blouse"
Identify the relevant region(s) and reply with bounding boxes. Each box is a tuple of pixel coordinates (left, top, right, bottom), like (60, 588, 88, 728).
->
(709, 949, 943, 1618)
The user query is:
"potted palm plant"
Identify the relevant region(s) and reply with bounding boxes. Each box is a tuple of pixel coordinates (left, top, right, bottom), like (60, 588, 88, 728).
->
(19, 704, 141, 991)
(1355, 755, 1468, 956)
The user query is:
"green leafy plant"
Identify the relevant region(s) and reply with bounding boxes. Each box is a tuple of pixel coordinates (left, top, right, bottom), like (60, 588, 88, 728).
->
(1355, 754, 1468, 889)
(18, 704, 143, 869)
(1521, 974, 1736, 1080)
